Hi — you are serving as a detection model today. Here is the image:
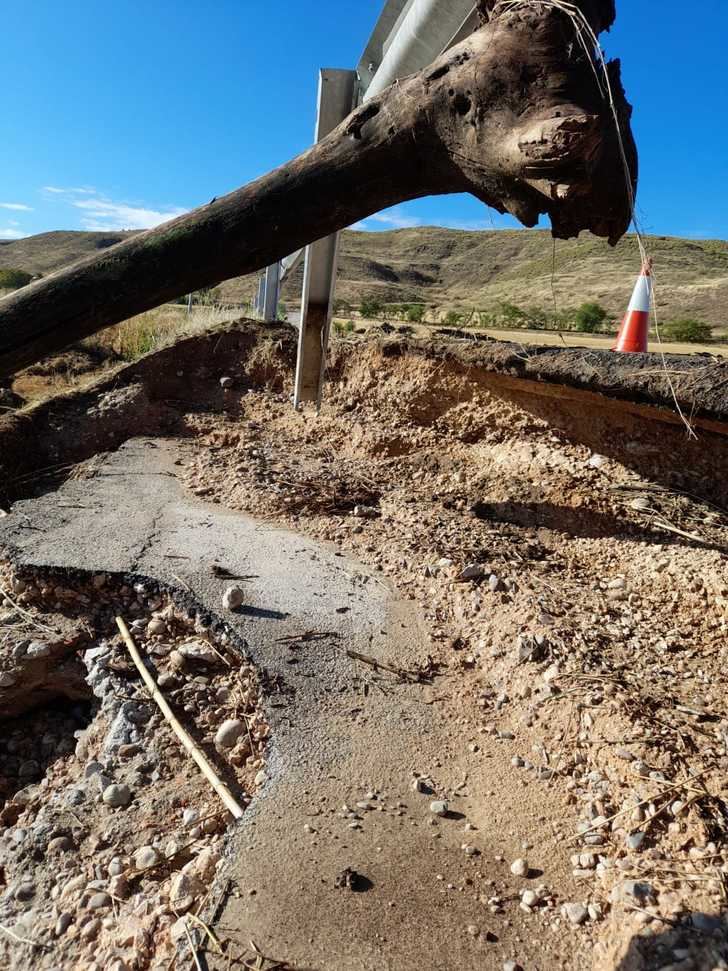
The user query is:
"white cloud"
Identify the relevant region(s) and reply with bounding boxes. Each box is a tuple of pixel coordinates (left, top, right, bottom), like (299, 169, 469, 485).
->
(0, 202, 33, 212)
(40, 186, 187, 231)
(0, 227, 25, 239)
(368, 209, 422, 230)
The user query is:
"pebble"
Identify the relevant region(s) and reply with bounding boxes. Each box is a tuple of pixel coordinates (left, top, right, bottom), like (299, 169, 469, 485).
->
(14, 882, 35, 901)
(430, 800, 449, 817)
(220, 376, 234, 389)
(80, 917, 101, 940)
(626, 831, 646, 851)
(215, 719, 245, 749)
(134, 845, 161, 871)
(55, 913, 73, 936)
(255, 769, 268, 786)
(510, 858, 528, 877)
(102, 783, 132, 808)
(87, 891, 111, 910)
(521, 889, 540, 907)
(466, 924, 480, 937)
(26, 641, 51, 658)
(47, 836, 73, 853)
(503, 961, 519, 971)
(222, 585, 245, 610)
(563, 902, 588, 925)
(183, 808, 200, 828)
(147, 618, 167, 636)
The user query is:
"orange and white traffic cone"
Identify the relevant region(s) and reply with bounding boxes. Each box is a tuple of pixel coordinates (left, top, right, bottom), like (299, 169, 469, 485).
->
(613, 259, 653, 353)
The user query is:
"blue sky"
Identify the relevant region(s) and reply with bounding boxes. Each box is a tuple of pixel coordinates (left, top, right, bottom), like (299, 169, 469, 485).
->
(2, 1, 726, 241)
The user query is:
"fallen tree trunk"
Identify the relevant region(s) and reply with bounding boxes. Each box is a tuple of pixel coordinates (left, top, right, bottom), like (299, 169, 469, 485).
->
(0, 0, 636, 378)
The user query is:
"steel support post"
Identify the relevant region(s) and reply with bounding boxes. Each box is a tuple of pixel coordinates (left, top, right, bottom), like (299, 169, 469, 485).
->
(293, 68, 357, 408)
(262, 262, 281, 322)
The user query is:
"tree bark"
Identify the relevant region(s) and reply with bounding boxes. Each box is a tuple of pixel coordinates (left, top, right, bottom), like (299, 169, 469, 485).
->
(0, 0, 635, 378)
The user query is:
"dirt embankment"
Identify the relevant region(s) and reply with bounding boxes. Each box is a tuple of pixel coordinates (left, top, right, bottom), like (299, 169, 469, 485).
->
(1, 322, 727, 969)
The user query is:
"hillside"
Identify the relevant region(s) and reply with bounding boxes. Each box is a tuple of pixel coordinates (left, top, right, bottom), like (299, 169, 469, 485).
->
(2, 227, 727, 328)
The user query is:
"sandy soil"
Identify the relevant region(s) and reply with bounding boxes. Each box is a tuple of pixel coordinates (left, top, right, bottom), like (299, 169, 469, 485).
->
(1, 326, 727, 969)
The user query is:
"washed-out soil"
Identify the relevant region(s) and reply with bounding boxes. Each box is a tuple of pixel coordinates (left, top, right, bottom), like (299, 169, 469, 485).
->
(1, 320, 727, 970)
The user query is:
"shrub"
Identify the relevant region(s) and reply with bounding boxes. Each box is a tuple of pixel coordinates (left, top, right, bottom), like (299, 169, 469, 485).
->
(406, 304, 425, 323)
(334, 319, 355, 336)
(663, 318, 712, 343)
(0, 268, 33, 290)
(443, 309, 462, 326)
(574, 302, 608, 333)
(359, 298, 383, 319)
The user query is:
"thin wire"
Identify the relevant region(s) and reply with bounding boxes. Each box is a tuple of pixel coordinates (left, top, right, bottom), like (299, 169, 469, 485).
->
(491, 0, 698, 439)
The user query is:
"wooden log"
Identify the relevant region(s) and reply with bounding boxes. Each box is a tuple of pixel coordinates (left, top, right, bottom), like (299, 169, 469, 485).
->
(115, 616, 245, 820)
(0, 0, 635, 377)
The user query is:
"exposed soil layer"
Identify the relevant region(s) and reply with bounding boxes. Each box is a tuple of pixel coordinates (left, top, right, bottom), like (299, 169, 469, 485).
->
(0, 563, 267, 969)
(0, 322, 727, 970)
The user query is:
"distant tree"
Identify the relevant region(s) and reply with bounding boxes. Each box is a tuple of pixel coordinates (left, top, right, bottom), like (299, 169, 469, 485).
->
(360, 298, 383, 319)
(663, 318, 713, 343)
(574, 302, 608, 333)
(443, 309, 462, 327)
(496, 301, 528, 327)
(0, 268, 32, 290)
(406, 303, 425, 323)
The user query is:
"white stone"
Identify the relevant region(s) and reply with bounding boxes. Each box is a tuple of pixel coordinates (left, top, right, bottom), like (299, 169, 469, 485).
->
(510, 858, 529, 877)
(215, 719, 245, 749)
(102, 783, 131, 808)
(222, 586, 245, 610)
(134, 846, 160, 871)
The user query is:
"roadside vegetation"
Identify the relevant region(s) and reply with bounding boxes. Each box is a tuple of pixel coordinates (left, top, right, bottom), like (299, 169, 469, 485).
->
(347, 297, 716, 343)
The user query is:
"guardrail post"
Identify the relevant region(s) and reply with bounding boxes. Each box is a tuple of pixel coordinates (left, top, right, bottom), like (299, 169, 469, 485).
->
(293, 68, 357, 408)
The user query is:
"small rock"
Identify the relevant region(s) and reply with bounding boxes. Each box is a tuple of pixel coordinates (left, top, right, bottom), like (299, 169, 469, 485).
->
(169, 871, 205, 913)
(55, 913, 73, 936)
(466, 924, 480, 937)
(456, 564, 487, 582)
(215, 719, 245, 749)
(588, 453, 607, 469)
(26, 641, 51, 659)
(510, 858, 529, 877)
(47, 836, 73, 854)
(220, 376, 234, 389)
(626, 831, 646, 851)
(80, 917, 101, 940)
(430, 801, 449, 817)
(109, 874, 129, 899)
(0, 672, 17, 688)
(254, 769, 267, 786)
(87, 891, 111, 910)
(563, 902, 588, 925)
(147, 618, 167, 636)
(488, 574, 501, 593)
(14, 882, 35, 902)
(183, 808, 200, 828)
(102, 783, 132, 808)
(177, 640, 218, 664)
(222, 586, 245, 610)
(134, 846, 161, 871)
(521, 889, 540, 907)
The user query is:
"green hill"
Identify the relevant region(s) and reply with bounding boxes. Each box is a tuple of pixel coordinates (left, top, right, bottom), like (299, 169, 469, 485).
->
(2, 227, 726, 329)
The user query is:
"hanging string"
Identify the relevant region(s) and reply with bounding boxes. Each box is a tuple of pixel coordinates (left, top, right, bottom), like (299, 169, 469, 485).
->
(491, 0, 698, 439)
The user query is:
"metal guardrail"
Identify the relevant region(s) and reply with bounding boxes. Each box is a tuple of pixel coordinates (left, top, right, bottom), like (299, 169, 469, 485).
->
(255, 0, 478, 407)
